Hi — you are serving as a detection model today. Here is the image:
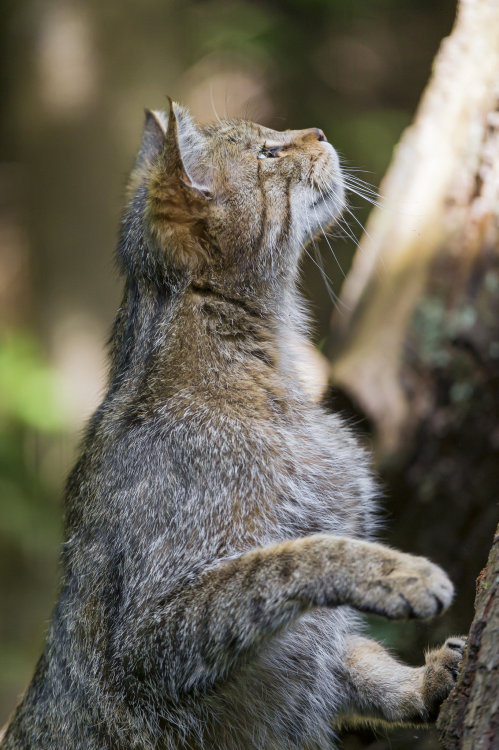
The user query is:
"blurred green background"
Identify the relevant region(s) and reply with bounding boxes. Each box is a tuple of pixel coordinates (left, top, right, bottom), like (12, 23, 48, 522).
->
(0, 0, 458, 746)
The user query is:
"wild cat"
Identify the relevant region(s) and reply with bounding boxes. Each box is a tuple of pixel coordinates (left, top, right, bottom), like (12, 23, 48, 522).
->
(2, 100, 464, 749)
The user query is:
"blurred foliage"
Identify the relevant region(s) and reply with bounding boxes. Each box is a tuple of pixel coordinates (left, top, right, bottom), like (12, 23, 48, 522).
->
(0, 332, 64, 716)
(0, 333, 63, 432)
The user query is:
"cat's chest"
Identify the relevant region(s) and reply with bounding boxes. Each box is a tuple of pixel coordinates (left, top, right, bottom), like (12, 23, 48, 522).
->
(237, 418, 368, 543)
(156, 400, 372, 552)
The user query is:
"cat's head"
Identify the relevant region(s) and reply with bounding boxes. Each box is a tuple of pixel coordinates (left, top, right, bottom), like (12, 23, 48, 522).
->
(122, 100, 345, 300)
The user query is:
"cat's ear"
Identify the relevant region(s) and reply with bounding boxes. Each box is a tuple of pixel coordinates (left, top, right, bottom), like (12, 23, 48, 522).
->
(135, 109, 168, 168)
(164, 98, 213, 200)
(147, 101, 213, 267)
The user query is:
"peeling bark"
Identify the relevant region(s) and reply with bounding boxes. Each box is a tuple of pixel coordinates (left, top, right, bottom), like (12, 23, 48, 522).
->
(437, 524, 499, 749)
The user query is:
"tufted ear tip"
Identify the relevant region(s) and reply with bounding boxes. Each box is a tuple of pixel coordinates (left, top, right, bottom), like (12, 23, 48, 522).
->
(166, 98, 197, 131)
(166, 97, 183, 124)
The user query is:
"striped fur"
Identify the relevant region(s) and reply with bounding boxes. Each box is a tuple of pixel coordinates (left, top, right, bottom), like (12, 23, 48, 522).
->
(2, 102, 463, 750)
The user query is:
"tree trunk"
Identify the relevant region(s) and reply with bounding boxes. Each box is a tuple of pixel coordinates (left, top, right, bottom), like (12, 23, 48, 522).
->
(437, 523, 499, 749)
(327, 1, 499, 746)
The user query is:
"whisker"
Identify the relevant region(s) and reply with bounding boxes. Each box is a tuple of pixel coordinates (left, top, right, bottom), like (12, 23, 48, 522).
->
(343, 173, 383, 195)
(343, 171, 378, 186)
(344, 184, 382, 203)
(343, 205, 385, 272)
(341, 166, 380, 190)
(335, 217, 360, 248)
(209, 86, 223, 126)
(301, 242, 349, 313)
(343, 182, 383, 203)
(342, 167, 374, 175)
(343, 205, 372, 243)
(342, 171, 385, 205)
(308, 170, 385, 299)
(344, 184, 384, 209)
(312, 202, 346, 279)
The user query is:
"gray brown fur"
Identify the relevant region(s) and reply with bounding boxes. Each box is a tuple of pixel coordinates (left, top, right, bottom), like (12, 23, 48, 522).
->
(2, 101, 464, 749)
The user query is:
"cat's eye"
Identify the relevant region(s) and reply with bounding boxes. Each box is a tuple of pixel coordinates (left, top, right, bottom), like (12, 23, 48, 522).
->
(258, 144, 288, 159)
(258, 146, 278, 160)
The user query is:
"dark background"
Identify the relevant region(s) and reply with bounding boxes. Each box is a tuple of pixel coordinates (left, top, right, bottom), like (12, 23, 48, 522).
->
(0, 1, 458, 746)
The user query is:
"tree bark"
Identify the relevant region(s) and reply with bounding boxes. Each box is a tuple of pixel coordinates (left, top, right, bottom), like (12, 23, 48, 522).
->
(327, 1, 499, 746)
(329, 0, 499, 455)
(437, 523, 499, 749)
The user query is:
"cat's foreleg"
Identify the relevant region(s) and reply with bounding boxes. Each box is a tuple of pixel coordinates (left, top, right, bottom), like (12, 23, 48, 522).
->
(121, 535, 454, 696)
(338, 635, 465, 727)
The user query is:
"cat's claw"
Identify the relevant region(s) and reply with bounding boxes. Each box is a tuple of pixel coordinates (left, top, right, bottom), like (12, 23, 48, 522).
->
(422, 636, 466, 719)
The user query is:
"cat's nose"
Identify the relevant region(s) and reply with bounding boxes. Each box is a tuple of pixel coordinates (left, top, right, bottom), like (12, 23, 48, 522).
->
(301, 128, 328, 143)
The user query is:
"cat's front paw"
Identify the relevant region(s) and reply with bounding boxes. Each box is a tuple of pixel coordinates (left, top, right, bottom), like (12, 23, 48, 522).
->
(422, 636, 466, 720)
(357, 551, 454, 620)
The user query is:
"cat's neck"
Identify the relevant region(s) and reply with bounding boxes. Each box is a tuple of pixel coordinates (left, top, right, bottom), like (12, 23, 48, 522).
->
(106, 276, 308, 399)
